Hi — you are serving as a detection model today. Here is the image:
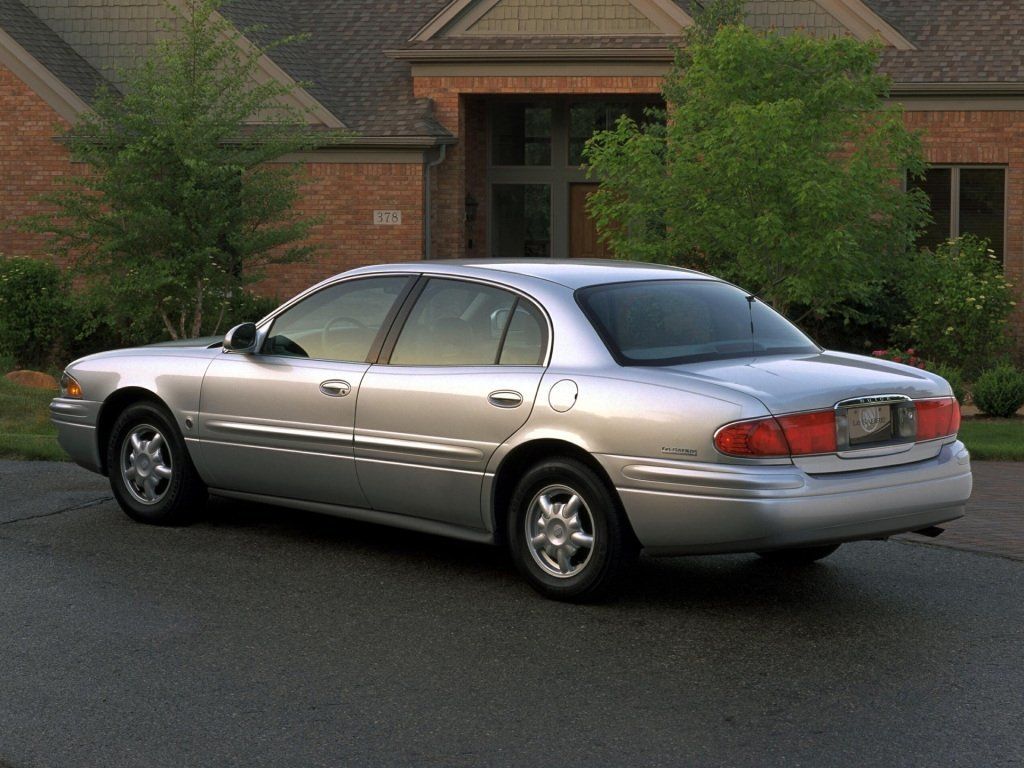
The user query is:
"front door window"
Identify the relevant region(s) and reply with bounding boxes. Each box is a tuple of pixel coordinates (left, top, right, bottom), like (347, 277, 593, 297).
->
(492, 184, 551, 258)
(486, 98, 660, 258)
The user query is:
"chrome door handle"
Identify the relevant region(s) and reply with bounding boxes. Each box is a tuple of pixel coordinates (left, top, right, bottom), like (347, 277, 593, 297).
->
(319, 380, 351, 397)
(488, 390, 523, 408)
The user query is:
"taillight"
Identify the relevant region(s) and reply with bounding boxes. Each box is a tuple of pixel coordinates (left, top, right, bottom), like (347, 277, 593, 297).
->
(915, 397, 960, 441)
(715, 410, 837, 457)
(714, 417, 790, 457)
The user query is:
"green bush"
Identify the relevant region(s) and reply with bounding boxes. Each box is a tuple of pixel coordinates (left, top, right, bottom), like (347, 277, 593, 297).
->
(928, 362, 966, 404)
(972, 365, 1024, 418)
(220, 290, 280, 330)
(0, 256, 74, 370)
(899, 236, 1015, 379)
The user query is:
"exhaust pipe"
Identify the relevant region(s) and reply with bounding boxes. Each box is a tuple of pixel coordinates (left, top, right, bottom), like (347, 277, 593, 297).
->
(913, 525, 946, 538)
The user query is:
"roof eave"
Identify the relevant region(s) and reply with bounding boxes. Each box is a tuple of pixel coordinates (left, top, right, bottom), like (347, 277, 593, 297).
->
(891, 82, 1024, 97)
(386, 46, 678, 64)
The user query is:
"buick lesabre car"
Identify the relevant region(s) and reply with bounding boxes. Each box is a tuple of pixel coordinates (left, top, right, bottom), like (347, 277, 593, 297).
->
(52, 260, 972, 600)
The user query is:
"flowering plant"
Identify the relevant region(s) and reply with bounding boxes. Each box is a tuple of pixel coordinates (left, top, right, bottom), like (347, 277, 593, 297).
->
(870, 347, 926, 369)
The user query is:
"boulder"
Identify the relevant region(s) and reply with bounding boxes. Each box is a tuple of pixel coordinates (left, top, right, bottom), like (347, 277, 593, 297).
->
(5, 370, 58, 390)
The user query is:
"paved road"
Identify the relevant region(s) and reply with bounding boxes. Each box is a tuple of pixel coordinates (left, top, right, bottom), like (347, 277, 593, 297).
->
(0, 461, 1022, 768)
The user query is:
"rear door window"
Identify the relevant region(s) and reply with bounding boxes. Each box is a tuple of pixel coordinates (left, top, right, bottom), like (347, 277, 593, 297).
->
(389, 279, 547, 366)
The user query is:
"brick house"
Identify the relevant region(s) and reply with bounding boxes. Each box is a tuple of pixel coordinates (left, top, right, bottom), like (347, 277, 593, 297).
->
(0, 0, 1022, 342)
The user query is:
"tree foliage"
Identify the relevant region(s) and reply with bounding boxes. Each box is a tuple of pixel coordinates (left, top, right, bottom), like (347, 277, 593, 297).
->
(28, 0, 334, 340)
(584, 7, 928, 322)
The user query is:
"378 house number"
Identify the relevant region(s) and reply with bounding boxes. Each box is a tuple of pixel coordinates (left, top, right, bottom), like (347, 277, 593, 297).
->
(373, 210, 402, 225)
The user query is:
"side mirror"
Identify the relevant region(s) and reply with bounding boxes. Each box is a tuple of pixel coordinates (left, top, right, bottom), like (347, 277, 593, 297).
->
(223, 322, 258, 353)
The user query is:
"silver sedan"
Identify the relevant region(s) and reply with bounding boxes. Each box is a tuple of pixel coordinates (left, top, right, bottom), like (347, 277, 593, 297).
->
(51, 260, 972, 600)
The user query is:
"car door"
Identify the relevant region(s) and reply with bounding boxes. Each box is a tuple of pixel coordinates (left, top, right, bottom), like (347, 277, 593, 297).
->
(354, 277, 550, 529)
(197, 274, 415, 506)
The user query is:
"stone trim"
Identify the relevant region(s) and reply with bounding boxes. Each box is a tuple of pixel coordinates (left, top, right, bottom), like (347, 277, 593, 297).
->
(817, 0, 915, 50)
(0, 26, 88, 122)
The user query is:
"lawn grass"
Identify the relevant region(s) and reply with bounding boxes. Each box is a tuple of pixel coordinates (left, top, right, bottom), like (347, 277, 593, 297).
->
(957, 417, 1024, 462)
(0, 377, 65, 461)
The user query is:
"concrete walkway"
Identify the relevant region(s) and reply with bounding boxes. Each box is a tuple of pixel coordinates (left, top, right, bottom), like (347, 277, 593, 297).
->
(899, 460, 1024, 560)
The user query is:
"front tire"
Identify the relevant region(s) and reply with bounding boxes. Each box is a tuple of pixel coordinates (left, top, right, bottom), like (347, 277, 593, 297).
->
(507, 458, 637, 602)
(107, 402, 207, 525)
(756, 544, 840, 565)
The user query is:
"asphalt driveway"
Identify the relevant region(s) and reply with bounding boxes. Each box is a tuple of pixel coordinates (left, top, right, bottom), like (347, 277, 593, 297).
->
(0, 460, 1021, 768)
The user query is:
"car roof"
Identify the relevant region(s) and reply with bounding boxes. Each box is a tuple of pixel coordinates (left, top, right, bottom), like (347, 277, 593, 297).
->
(345, 259, 715, 290)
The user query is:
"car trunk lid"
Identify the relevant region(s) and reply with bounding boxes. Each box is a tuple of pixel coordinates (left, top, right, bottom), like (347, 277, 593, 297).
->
(661, 351, 954, 473)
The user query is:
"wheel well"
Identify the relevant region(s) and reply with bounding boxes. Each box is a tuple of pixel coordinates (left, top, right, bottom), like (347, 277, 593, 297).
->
(95, 388, 169, 475)
(490, 439, 633, 546)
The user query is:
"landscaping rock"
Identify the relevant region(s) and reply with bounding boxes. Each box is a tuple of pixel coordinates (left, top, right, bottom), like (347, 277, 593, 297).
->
(5, 370, 58, 390)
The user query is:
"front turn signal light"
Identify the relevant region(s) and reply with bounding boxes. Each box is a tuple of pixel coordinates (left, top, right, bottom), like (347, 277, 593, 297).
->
(60, 372, 82, 399)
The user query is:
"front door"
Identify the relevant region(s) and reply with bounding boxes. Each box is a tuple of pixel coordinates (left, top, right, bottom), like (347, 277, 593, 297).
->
(197, 275, 415, 507)
(570, 183, 613, 259)
(354, 277, 549, 529)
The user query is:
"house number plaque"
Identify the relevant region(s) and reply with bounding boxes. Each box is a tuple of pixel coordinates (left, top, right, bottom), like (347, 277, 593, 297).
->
(373, 210, 402, 225)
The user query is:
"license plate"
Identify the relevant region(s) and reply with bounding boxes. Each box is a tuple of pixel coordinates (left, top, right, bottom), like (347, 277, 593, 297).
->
(848, 404, 893, 444)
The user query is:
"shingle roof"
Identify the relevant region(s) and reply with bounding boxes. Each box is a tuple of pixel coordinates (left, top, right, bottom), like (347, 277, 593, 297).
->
(865, 0, 1024, 85)
(3, 0, 1023, 140)
(220, 1, 451, 138)
(0, 0, 106, 103)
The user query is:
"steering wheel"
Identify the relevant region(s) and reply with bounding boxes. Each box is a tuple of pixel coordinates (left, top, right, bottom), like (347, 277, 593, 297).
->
(321, 316, 367, 350)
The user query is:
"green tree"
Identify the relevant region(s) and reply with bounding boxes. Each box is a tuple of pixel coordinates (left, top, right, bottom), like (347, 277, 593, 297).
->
(584, 6, 928, 323)
(28, 0, 333, 340)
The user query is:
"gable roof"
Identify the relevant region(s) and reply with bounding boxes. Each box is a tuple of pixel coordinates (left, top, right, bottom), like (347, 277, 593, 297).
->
(0, 0, 105, 109)
(220, 0, 451, 140)
(411, 0, 692, 41)
(2, 0, 1023, 142)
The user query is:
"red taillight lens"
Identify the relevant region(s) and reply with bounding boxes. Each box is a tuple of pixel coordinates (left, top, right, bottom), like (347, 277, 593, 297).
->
(776, 410, 839, 455)
(915, 397, 960, 441)
(715, 410, 837, 457)
(714, 417, 790, 457)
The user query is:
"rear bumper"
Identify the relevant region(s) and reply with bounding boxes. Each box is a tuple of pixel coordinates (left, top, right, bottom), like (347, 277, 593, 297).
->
(50, 398, 103, 474)
(598, 441, 972, 555)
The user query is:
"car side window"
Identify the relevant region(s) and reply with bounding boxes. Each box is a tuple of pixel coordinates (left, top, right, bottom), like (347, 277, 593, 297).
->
(263, 276, 411, 362)
(390, 279, 533, 366)
(498, 301, 546, 365)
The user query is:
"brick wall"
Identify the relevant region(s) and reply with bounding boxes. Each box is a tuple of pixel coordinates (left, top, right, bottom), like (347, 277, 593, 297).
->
(0, 64, 73, 259)
(0, 63, 423, 302)
(904, 110, 1024, 349)
(256, 161, 424, 301)
(414, 74, 664, 259)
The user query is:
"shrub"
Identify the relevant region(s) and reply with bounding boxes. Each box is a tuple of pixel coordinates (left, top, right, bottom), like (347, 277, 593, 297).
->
(0, 256, 74, 370)
(928, 363, 966, 404)
(899, 236, 1015, 379)
(972, 365, 1024, 418)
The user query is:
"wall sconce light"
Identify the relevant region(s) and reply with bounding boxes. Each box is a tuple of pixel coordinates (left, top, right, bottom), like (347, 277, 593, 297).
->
(465, 193, 479, 225)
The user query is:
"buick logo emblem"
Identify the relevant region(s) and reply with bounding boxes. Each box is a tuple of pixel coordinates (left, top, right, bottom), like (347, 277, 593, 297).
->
(858, 407, 883, 433)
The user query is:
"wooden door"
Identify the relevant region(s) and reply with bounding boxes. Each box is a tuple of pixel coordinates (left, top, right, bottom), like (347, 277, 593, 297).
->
(569, 183, 613, 259)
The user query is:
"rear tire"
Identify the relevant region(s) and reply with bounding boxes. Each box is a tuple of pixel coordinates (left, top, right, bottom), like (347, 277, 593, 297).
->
(107, 402, 207, 526)
(756, 543, 840, 565)
(507, 457, 637, 602)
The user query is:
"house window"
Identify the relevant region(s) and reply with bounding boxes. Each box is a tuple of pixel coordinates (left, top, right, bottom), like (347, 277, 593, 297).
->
(491, 104, 552, 166)
(909, 166, 1006, 262)
(486, 97, 661, 258)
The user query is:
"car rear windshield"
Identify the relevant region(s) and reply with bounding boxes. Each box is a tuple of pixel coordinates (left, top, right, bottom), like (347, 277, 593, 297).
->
(576, 279, 819, 366)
